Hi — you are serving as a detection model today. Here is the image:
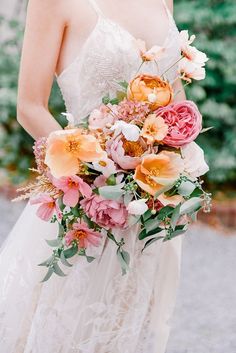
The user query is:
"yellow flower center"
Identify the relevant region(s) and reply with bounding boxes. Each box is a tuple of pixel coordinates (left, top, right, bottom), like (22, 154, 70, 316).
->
(66, 138, 80, 153)
(47, 201, 55, 208)
(68, 179, 78, 188)
(74, 230, 87, 241)
(122, 140, 144, 157)
(99, 160, 107, 167)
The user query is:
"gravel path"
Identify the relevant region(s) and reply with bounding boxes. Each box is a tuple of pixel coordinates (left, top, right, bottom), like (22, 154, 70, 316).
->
(0, 194, 236, 352)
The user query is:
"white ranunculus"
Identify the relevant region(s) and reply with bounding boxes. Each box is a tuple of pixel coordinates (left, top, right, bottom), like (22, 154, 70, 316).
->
(110, 121, 140, 141)
(181, 142, 209, 179)
(127, 199, 148, 215)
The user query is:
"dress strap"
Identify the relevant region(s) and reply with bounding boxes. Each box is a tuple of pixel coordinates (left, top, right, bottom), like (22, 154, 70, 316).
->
(161, 0, 172, 17)
(87, 0, 104, 17)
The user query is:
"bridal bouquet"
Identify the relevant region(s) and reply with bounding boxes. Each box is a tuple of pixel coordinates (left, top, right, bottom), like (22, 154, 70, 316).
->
(16, 31, 212, 281)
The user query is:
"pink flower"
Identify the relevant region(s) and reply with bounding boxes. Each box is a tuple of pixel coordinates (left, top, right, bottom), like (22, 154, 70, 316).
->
(33, 137, 47, 173)
(65, 221, 102, 249)
(135, 39, 165, 61)
(30, 194, 61, 221)
(156, 100, 202, 147)
(53, 175, 92, 207)
(106, 135, 146, 170)
(178, 58, 206, 83)
(117, 99, 150, 124)
(81, 194, 128, 229)
(88, 104, 118, 130)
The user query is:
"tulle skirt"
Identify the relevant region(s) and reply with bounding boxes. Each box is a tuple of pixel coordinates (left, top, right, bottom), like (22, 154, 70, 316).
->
(0, 201, 183, 353)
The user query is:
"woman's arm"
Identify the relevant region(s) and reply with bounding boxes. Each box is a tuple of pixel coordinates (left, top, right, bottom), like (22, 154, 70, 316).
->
(17, 0, 68, 140)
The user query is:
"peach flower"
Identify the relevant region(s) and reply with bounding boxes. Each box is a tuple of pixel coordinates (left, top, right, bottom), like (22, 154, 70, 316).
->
(136, 39, 165, 61)
(134, 151, 184, 196)
(127, 74, 173, 110)
(141, 114, 168, 144)
(45, 129, 106, 178)
(65, 221, 102, 249)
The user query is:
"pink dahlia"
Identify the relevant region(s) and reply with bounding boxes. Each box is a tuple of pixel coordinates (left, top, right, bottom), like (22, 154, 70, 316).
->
(65, 221, 102, 249)
(156, 100, 202, 147)
(81, 194, 128, 229)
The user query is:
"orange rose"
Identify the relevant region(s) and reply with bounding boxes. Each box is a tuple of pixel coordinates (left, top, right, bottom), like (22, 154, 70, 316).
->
(134, 151, 184, 196)
(127, 74, 173, 110)
(45, 129, 106, 178)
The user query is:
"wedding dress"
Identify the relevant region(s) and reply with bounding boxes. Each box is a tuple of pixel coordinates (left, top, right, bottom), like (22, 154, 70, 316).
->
(0, 1, 183, 352)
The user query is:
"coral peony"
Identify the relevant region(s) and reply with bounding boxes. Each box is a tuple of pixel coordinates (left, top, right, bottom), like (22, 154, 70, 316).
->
(81, 194, 128, 229)
(45, 129, 106, 178)
(53, 175, 92, 207)
(156, 100, 202, 147)
(65, 221, 102, 248)
(141, 114, 168, 144)
(127, 74, 173, 110)
(134, 151, 184, 196)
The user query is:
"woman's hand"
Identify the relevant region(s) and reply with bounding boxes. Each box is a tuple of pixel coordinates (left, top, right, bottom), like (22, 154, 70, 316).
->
(17, 0, 68, 139)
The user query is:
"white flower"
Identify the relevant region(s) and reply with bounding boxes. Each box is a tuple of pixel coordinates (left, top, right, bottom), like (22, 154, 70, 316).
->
(61, 112, 75, 126)
(181, 142, 209, 179)
(178, 58, 206, 82)
(127, 199, 148, 215)
(183, 46, 208, 67)
(136, 39, 165, 61)
(92, 157, 117, 178)
(179, 30, 196, 50)
(110, 121, 141, 141)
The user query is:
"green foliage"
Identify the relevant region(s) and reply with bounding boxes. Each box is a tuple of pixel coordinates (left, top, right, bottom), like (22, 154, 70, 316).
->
(175, 0, 236, 186)
(0, 1, 236, 188)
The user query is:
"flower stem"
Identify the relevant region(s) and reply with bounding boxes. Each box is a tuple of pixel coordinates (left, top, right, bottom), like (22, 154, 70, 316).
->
(160, 56, 184, 78)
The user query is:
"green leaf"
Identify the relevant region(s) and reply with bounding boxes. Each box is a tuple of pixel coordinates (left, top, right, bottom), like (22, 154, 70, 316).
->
(98, 183, 124, 200)
(154, 184, 175, 199)
(117, 248, 130, 275)
(60, 251, 73, 267)
(102, 94, 110, 104)
(170, 203, 181, 229)
(145, 218, 161, 233)
(58, 223, 65, 237)
(157, 206, 175, 220)
(178, 180, 196, 197)
(106, 174, 116, 186)
(45, 238, 61, 247)
(71, 207, 80, 217)
(142, 236, 164, 252)
(180, 197, 203, 215)
(146, 227, 163, 237)
(63, 245, 78, 258)
(142, 209, 153, 222)
(138, 228, 147, 240)
(53, 262, 67, 277)
(38, 256, 53, 267)
(86, 255, 96, 263)
(40, 267, 54, 282)
(117, 80, 128, 90)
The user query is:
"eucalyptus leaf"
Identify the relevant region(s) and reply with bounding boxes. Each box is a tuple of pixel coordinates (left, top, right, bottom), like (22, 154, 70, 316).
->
(45, 238, 61, 247)
(58, 223, 65, 237)
(157, 206, 174, 220)
(40, 267, 54, 282)
(142, 209, 153, 222)
(63, 245, 78, 259)
(117, 248, 130, 275)
(170, 204, 181, 229)
(154, 183, 175, 199)
(138, 228, 147, 240)
(86, 255, 96, 263)
(146, 227, 164, 237)
(145, 218, 161, 233)
(142, 236, 165, 252)
(98, 183, 124, 200)
(178, 180, 196, 197)
(180, 197, 203, 215)
(60, 251, 73, 267)
(38, 256, 53, 267)
(53, 263, 67, 277)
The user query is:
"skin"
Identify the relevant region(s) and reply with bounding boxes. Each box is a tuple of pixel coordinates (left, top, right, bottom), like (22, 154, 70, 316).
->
(17, 0, 185, 140)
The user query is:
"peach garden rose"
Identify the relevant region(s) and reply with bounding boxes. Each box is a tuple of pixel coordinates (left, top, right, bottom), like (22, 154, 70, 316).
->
(127, 74, 173, 110)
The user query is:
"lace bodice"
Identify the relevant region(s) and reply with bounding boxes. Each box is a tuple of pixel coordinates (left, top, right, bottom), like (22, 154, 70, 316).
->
(55, 0, 181, 123)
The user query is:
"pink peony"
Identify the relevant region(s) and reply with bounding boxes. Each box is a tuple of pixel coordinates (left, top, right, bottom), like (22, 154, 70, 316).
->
(53, 175, 92, 207)
(88, 104, 117, 130)
(106, 135, 146, 170)
(65, 221, 102, 249)
(81, 194, 128, 229)
(30, 194, 62, 221)
(156, 100, 202, 147)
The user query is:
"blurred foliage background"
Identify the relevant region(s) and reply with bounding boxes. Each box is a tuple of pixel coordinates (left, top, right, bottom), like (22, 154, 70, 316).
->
(0, 0, 236, 192)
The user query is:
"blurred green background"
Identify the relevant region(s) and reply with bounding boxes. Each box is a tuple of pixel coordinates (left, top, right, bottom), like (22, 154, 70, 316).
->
(0, 0, 236, 193)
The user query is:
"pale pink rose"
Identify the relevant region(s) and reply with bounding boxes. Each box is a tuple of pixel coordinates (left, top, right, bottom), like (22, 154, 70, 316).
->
(53, 175, 92, 207)
(30, 194, 61, 221)
(106, 135, 146, 170)
(178, 58, 206, 82)
(88, 104, 118, 130)
(156, 100, 202, 147)
(65, 221, 102, 249)
(81, 194, 128, 229)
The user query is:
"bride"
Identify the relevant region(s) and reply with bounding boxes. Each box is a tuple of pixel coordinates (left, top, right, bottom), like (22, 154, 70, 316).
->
(0, 0, 186, 352)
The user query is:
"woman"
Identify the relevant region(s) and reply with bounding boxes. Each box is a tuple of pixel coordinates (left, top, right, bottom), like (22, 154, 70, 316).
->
(0, 0, 185, 352)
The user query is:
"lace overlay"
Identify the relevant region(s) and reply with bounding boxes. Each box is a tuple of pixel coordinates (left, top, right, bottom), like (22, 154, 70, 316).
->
(0, 1, 183, 352)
